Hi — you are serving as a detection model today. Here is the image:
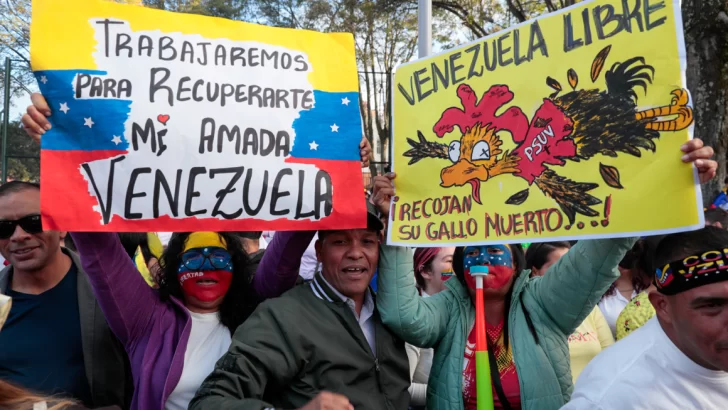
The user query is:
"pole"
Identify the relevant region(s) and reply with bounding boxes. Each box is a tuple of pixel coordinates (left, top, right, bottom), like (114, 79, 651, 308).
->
(417, 0, 432, 58)
(2, 57, 11, 184)
(471, 266, 495, 410)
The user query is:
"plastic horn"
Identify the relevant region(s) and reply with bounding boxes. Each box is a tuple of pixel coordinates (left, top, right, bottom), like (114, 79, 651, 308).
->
(470, 265, 494, 410)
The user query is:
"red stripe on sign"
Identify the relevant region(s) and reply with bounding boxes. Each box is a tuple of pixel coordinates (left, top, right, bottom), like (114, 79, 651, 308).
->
(41, 150, 367, 232)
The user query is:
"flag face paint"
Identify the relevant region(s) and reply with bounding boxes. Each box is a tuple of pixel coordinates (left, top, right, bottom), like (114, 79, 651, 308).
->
(463, 245, 514, 290)
(179, 270, 233, 302)
(178, 247, 233, 302)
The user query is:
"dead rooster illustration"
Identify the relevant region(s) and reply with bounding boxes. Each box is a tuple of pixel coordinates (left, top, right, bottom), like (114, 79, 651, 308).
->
(404, 46, 693, 223)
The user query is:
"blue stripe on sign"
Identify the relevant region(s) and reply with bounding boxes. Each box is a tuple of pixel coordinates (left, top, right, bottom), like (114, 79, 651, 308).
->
(36, 70, 132, 151)
(290, 91, 362, 161)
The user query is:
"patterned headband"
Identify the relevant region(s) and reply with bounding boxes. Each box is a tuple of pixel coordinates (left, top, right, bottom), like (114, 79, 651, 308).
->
(655, 248, 728, 295)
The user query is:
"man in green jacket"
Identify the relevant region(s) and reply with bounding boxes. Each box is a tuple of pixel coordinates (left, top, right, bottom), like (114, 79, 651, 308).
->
(189, 202, 410, 410)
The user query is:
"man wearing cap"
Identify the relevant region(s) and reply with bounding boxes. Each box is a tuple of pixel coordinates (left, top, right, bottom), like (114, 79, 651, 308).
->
(189, 202, 410, 410)
(564, 226, 728, 409)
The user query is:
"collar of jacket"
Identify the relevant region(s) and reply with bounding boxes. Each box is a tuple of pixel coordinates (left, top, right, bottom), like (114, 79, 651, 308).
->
(0, 247, 100, 393)
(310, 272, 377, 305)
(310, 272, 345, 303)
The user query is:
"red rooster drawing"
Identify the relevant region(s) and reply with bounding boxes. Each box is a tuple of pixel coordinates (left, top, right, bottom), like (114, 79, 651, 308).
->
(404, 46, 693, 223)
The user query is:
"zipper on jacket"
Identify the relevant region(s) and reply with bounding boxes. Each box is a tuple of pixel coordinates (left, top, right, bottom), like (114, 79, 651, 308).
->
(374, 358, 383, 391)
(374, 358, 396, 410)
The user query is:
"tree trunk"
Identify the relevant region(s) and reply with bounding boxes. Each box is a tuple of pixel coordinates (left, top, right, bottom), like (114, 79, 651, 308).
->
(682, 0, 728, 205)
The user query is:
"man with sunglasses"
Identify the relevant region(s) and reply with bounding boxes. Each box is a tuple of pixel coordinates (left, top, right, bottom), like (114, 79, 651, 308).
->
(190, 202, 411, 410)
(0, 181, 131, 409)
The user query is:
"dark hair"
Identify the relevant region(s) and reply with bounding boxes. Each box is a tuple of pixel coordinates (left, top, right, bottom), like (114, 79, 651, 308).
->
(705, 208, 728, 228)
(236, 231, 262, 240)
(0, 181, 40, 198)
(158, 232, 256, 333)
(603, 239, 653, 298)
(453, 244, 539, 347)
(654, 226, 728, 268)
(525, 241, 572, 270)
(117, 232, 155, 263)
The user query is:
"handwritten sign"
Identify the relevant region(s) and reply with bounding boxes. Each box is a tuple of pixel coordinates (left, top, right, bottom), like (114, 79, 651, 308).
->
(32, 0, 366, 232)
(390, 0, 703, 246)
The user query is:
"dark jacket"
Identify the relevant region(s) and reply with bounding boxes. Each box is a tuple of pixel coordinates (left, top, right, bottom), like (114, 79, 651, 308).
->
(189, 272, 411, 410)
(0, 248, 132, 409)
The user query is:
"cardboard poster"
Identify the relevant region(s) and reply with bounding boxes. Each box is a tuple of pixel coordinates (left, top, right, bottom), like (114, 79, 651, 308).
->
(390, 0, 702, 246)
(32, 0, 366, 231)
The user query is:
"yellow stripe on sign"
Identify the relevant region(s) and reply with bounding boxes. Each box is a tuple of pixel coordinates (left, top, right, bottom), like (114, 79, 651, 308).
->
(31, 0, 358, 92)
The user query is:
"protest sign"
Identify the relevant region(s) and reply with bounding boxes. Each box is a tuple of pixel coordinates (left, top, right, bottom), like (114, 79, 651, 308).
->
(389, 0, 703, 246)
(32, 0, 366, 232)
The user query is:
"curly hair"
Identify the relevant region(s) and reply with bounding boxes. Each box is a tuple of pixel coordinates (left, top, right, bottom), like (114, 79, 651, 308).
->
(157, 232, 256, 334)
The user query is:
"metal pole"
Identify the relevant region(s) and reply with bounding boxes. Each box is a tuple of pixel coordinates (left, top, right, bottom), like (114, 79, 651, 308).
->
(417, 0, 432, 58)
(2, 58, 11, 184)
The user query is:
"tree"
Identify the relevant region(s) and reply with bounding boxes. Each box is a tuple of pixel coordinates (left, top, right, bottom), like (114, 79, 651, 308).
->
(1, 121, 40, 182)
(0, 0, 33, 99)
(0, 0, 247, 100)
(682, 0, 728, 203)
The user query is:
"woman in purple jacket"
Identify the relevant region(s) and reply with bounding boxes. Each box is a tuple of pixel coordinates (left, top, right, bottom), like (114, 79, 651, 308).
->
(69, 231, 305, 410)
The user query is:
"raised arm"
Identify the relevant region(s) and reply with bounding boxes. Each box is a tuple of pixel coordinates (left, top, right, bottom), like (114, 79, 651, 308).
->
(377, 243, 452, 348)
(526, 237, 637, 335)
(71, 232, 160, 346)
(252, 231, 315, 300)
(189, 301, 300, 410)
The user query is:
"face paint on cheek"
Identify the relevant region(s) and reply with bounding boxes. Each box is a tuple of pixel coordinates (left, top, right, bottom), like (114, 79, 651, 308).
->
(179, 270, 233, 302)
(483, 265, 515, 290)
(441, 271, 454, 282)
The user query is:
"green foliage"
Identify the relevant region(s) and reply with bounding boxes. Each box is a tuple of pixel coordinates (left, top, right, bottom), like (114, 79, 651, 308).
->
(1, 121, 39, 182)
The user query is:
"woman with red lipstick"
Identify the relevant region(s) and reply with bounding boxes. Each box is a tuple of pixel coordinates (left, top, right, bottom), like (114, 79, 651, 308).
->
(65, 231, 289, 410)
(372, 138, 718, 410)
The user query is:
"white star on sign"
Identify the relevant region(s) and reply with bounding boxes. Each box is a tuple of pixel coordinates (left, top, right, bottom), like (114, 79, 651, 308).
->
(309, 141, 319, 150)
(84, 117, 94, 128)
(330, 124, 339, 132)
(40, 76, 48, 84)
(59, 102, 70, 114)
(111, 135, 122, 145)
(341, 97, 350, 106)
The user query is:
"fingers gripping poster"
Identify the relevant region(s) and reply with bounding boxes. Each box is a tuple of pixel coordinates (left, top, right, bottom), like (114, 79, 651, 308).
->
(31, 0, 366, 232)
(390, 0, 703, 246)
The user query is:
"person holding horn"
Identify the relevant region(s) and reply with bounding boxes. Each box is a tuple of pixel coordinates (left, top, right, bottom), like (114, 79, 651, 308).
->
(370, 139, 717, 410)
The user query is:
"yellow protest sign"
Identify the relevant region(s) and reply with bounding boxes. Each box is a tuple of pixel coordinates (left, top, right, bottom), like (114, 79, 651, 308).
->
(390, 0, 702, 246)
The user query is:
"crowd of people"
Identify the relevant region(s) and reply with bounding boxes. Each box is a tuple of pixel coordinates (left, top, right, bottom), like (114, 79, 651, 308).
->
(0, 92, 725, 410)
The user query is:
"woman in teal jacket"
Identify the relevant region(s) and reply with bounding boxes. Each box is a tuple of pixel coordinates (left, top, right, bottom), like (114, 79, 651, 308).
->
(371, 141, 716, 410)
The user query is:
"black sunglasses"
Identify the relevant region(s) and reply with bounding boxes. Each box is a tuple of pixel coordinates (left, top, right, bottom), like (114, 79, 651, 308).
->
(0, 214, 43, 239)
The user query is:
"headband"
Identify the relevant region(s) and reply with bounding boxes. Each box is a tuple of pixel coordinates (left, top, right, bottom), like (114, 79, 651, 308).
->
(183, 232, 227, 253)
(414, 248, 440, 274)
(655, 248, 728, 295)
